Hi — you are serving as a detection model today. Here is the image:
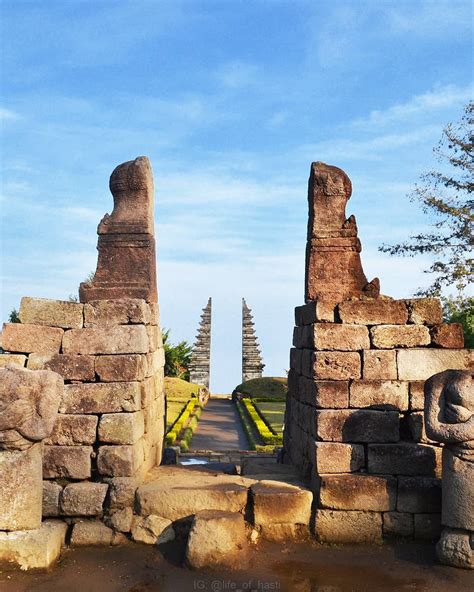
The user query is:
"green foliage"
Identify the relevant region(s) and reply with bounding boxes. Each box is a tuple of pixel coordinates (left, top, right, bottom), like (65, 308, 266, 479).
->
(241, 398, 282, 446)
(162, 329, 192, 380)
(179, 406, 202, 452)
(8, 309, 20, 323)
(442, 295, 474, 348)
(234, 377, 288, 400)
(380, 101, 473, 296)
(254, 401, 285, 435)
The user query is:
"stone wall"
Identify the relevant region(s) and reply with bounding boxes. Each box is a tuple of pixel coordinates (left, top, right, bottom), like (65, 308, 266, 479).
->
(284, 296, 473, 543)
(0, 296, 165, 522)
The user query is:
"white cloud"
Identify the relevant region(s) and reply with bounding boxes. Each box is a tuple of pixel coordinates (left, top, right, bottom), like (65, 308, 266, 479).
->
(353, 84, 473, 129)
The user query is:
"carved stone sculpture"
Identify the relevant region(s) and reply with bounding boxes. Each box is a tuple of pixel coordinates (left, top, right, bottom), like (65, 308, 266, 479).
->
(242, 298, 265, 382)
(79, 156, 158, 303)
(188, 298, 212, 389)
(424, 369, 474, 569)
(0, 365, 63, 531)
(0, 365, 63, 451)
(305, 162, 379, 303)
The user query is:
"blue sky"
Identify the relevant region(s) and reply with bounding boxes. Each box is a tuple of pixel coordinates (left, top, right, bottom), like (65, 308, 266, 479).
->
(1, 0, 472, 392)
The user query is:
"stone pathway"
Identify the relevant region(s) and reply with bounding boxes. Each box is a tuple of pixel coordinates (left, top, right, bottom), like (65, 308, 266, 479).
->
(190, 399, 249, 451)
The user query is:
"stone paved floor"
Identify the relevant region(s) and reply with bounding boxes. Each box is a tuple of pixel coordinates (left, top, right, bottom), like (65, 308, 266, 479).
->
(189, 398, 250, 451)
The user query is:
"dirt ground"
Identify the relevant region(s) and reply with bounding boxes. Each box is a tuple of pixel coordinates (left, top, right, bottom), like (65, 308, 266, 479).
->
(0, 539, 473, 592)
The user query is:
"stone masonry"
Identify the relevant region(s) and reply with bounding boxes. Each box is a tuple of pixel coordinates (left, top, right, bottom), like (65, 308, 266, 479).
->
(0, 157, 165, 539)
(283, 162, 474, 544)
(189, 298, 212, 389)
(242, 298, 265, 383)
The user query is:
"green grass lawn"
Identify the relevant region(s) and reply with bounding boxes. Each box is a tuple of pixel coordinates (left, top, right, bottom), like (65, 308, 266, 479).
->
(165, 376, 203, 401)
(233, 376, 287, 400)
(254, 401, 285, 435)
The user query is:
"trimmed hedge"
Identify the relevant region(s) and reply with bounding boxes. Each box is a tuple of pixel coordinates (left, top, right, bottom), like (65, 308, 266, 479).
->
(165, 398, 198, 446)
(236, 400, 258, 451)
(179, 406, 203, 452)
(241, 398, 282, 446)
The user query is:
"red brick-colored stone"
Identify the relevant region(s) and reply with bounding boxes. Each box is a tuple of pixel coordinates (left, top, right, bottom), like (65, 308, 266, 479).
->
(430, 324, 464, 348)
(1, 323, 63, 354)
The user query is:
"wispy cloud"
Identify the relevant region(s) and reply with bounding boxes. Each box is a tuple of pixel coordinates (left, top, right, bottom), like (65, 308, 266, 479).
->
(353, 84, 473, 129)
(0, 107, 21, 121)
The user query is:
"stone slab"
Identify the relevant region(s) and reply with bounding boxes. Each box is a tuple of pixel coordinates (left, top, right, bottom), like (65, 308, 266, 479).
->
(406, 298, 443, 326)
(371, 325, 431, 348)
(0, 520, 67, 570)
(338, 299, 408, 325)
(319, 474, 396, 511)
(62, 325, 149, 355)
(316, 409, 400, 442)
(382, 512, 413, 538)
(136, 466, 256, 521)
(314, 509, 383, 543)
(0, 444, 42, 530)
(250, 480, 312, 525)
(19, 297, 83, 329)
(397, 349, 473, 381)
(44, 414, 98, 445)
(397, 476, 441, 513)
(368, 443, 441, 476)
(70, 521, 126, 546)
(98, 411, 145, 445)
(1, 323, 63, 354)
(97, 442, 144, 477)
(350, 380, 409, 411)
(312, 324, 370, 351)
(431, 324, 464, 348)
(61, 482, 109, 516)
(312, 352, 361, 380)
(313, 442, 365, 474)
(43, 445, 92, 479)
(60, 382, 141, 414)
(28, 353, 95, 381)
(43, 481, 62, 517)
(95, 354, 147, 382)
(362, 350, 397, 380)
(83, 299, 151, 327)
(0, 354, 26, 368)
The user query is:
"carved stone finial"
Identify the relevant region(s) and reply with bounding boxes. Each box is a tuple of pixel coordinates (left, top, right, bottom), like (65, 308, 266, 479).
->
(424, 369, 474, 569)
(242, 298, 265, 383)
(79, 156, 157, 303)
(305, 162, 379, 303)
(188, 298, 212, 389)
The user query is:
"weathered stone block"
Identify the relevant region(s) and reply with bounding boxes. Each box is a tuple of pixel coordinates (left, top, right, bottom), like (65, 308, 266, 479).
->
(83, 298, 151, 327)
(0, 520, 67, 570)
(431, 324, 464, 348)
(146, 325, 162, 351)
(362, 350, 397, 380)
(0, 354, 26, 368)
(136, 467, 253, 521)
(43, 481, 62, 517)
(397, 349, 473, 381)
(186, 510, 249, 569)
(60, 382, 141, 414)
(313, 442, 365, 473)
(320, 474, 396, 511)
(368, 443, 441, 476)
(338, 299, 408, 325)
(0, 444, 42, 530)
(43, 445, 92, 479)
(145, 349, 164, 377)
(295, 301, 336, 325)
(251, 481, 312, 525)
(437, 528, 474, 569)
(19, 297, 83, 329)
(97, 443, 143, 477)
(95, 354, 147, 382)
(70, 521, 126, 546)
(312, 323, 370, 351)
(62, 325, 149, 355)
(104, 476, 139, 509)
(409, 381, 425, 410)
(397, 476, 441, 513)
(414, 513, 442, 540)
(371, 325, 431, 348)
(1, 323, 63, 354)
(313, 352, 361, 380)
(61, 482, 109, 516)
(106, 507, 134, 532)
(315, 380, 349, 408)
(98, 412, 145, 445)
(406, 298, 443, 326)
(314, 509, 382, 543)
(350, 380, 409, 411)
(44, 414, 98, 446)
(259, 523, 309, 542)
(131, 515, 175, 545)
(382, 512, 413, 538)
(316, 409, 400, 442)
(289, 348, 302, 374)
(28, 353, 95, 381)
(301, 349, 313, 378)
